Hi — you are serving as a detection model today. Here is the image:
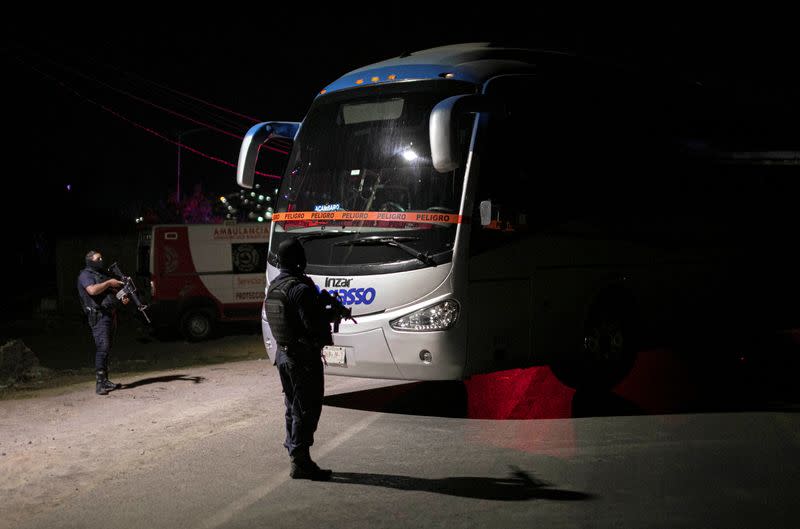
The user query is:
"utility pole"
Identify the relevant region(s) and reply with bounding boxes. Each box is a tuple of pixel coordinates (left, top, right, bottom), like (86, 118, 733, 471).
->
(176, 127, 207, 204)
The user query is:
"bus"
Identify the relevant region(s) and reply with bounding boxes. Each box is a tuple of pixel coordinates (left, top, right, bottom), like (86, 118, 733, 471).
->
(236, 43, 800, 389)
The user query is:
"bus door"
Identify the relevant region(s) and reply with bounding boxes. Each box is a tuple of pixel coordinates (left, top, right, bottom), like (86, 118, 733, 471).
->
(465, 72, 603, 373)
(465, 76, 542, 374)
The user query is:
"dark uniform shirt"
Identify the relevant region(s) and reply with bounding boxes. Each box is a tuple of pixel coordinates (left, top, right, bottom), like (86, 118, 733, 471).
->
(77, 268, 117, 314)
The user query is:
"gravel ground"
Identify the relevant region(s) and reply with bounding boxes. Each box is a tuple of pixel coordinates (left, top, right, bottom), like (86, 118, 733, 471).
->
(0, 358, 274, 528)
(1, 312, 265, 399)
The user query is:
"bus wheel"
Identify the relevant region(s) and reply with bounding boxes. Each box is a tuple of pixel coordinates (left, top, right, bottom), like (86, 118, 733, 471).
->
(554, 301, 638, 391)
(180, 309, 214, 341)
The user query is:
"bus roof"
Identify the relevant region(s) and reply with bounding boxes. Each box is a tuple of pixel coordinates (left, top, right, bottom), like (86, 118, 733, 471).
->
(319, 42, 576, 95)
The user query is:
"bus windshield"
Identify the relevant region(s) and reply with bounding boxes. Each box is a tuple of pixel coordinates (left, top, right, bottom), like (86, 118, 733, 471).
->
(271, 80, 475, 274)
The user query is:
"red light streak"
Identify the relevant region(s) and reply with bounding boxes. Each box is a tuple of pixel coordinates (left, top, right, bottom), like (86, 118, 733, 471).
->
(14, 45, 251, 143)
(93, 80, 289, 155)
(15, 43, 266, 125)
(270, 138, 293, 151)
(259, 144, 289, 156)
(114, 88, 245, 141)
(144, 82, 265, 124)
(100, 105, 281, 179)
(12, 54, 283, 179)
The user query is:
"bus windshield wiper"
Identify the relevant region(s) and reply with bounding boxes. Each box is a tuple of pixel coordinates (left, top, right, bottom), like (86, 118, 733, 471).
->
(295, 230, 358, 241)
(334, 236, 436, 267)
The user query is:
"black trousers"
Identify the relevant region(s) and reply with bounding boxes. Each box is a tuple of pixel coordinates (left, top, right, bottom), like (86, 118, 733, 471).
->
(88, 312, 115, 371)
(276, 347, 324, 457)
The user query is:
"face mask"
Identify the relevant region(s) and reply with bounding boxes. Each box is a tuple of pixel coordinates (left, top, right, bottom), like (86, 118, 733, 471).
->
(87, 258, 104, 270)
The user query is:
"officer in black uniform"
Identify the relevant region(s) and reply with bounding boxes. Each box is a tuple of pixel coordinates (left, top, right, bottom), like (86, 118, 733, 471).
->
(265, 238, 336, 481)
(77, 250, 129, 395)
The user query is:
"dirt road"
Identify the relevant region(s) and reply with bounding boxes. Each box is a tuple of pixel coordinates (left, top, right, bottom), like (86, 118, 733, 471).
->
(4, 318, 800, 529)
(5, 355, 800, 529)
(0, 347, 401, 529)
(1, 359, 256, 526)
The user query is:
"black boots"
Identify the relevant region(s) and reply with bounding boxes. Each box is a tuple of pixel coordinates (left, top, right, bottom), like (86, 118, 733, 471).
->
(290, 449, 332, 481)
(95, 369, 121, 395)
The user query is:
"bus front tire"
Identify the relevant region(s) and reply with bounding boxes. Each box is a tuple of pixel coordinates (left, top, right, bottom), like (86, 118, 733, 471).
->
(180, 309, 215, 341)
(552, 302, 638, 391)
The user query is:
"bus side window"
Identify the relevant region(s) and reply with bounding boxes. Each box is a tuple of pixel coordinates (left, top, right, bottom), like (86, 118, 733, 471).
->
(477, 70, 668, 244)
(472, 76, 564, 253)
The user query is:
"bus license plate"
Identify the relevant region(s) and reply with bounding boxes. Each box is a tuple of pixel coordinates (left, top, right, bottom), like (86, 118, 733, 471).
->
(322, 346, 347, 367)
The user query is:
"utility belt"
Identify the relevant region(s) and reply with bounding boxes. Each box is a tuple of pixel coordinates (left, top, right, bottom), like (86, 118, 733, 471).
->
(86, 306, 113, 315)
(278, 338, 322, 360)
(277, 337, 319, 355)
(85, 307, 115, 325)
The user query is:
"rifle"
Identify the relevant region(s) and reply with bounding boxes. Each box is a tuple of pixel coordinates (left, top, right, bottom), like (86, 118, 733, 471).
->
(108, 262, 152, 324)
(319, 289, 357, 333)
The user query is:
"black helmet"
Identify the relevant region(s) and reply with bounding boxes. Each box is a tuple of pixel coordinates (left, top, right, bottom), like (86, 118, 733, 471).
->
(277, 238, 306, 273)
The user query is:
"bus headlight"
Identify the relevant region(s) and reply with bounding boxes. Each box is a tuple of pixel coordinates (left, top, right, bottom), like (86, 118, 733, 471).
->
(390, 300, 459, 332)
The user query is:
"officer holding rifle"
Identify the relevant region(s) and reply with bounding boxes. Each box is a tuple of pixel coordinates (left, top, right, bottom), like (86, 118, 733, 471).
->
(77, 250, 129, 395)
(265, 238, 355, 481)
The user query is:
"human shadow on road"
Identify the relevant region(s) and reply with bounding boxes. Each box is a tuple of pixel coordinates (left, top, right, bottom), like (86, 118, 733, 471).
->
(119, 375, 206, 390)
(329, 466, 593, 502)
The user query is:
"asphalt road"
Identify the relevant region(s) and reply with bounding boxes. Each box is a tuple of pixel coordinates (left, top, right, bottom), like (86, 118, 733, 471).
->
(2, 353, 799, 529)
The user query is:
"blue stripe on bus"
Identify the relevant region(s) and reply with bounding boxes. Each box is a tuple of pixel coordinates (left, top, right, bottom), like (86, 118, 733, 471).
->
(321, 64, 479, 94)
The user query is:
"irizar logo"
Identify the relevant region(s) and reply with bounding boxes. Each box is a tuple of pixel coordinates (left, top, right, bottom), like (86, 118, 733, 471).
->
(325, 278, 352, 288)
(320, 277, 376, 306)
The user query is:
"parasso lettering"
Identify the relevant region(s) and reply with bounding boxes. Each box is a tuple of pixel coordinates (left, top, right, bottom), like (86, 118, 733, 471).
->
(316, 285, 376, 306)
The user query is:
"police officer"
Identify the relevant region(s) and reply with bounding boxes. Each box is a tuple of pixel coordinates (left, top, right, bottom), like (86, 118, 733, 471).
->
(77, 250, 129, 395)
(266, 238, 336, 481)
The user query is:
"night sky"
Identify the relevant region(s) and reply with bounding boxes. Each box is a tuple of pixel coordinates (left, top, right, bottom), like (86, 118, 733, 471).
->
(1, 7, 798, 275)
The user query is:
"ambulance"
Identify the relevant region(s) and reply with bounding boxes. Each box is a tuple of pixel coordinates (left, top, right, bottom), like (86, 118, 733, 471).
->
(140, 222, 269, 340)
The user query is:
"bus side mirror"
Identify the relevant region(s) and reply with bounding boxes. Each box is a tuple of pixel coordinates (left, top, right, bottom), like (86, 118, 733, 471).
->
(479, 200, 493, 226)
(430, 94, 495, 173)
(237, 122, 300, 189)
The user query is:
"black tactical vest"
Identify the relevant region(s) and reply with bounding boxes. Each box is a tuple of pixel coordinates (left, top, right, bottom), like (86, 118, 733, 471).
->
(265, 276, 303, 345)
(77, 268, 115, 314)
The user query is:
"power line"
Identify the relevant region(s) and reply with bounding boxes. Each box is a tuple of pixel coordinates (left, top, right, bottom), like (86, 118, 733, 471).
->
(15, 47, 241, 138)
(8, 45, 288, 155)
(8, 52, 282, 180)
(99, 105, 281, 179)
(131, 72, 264, 124)
(13, 41, 265, 126)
